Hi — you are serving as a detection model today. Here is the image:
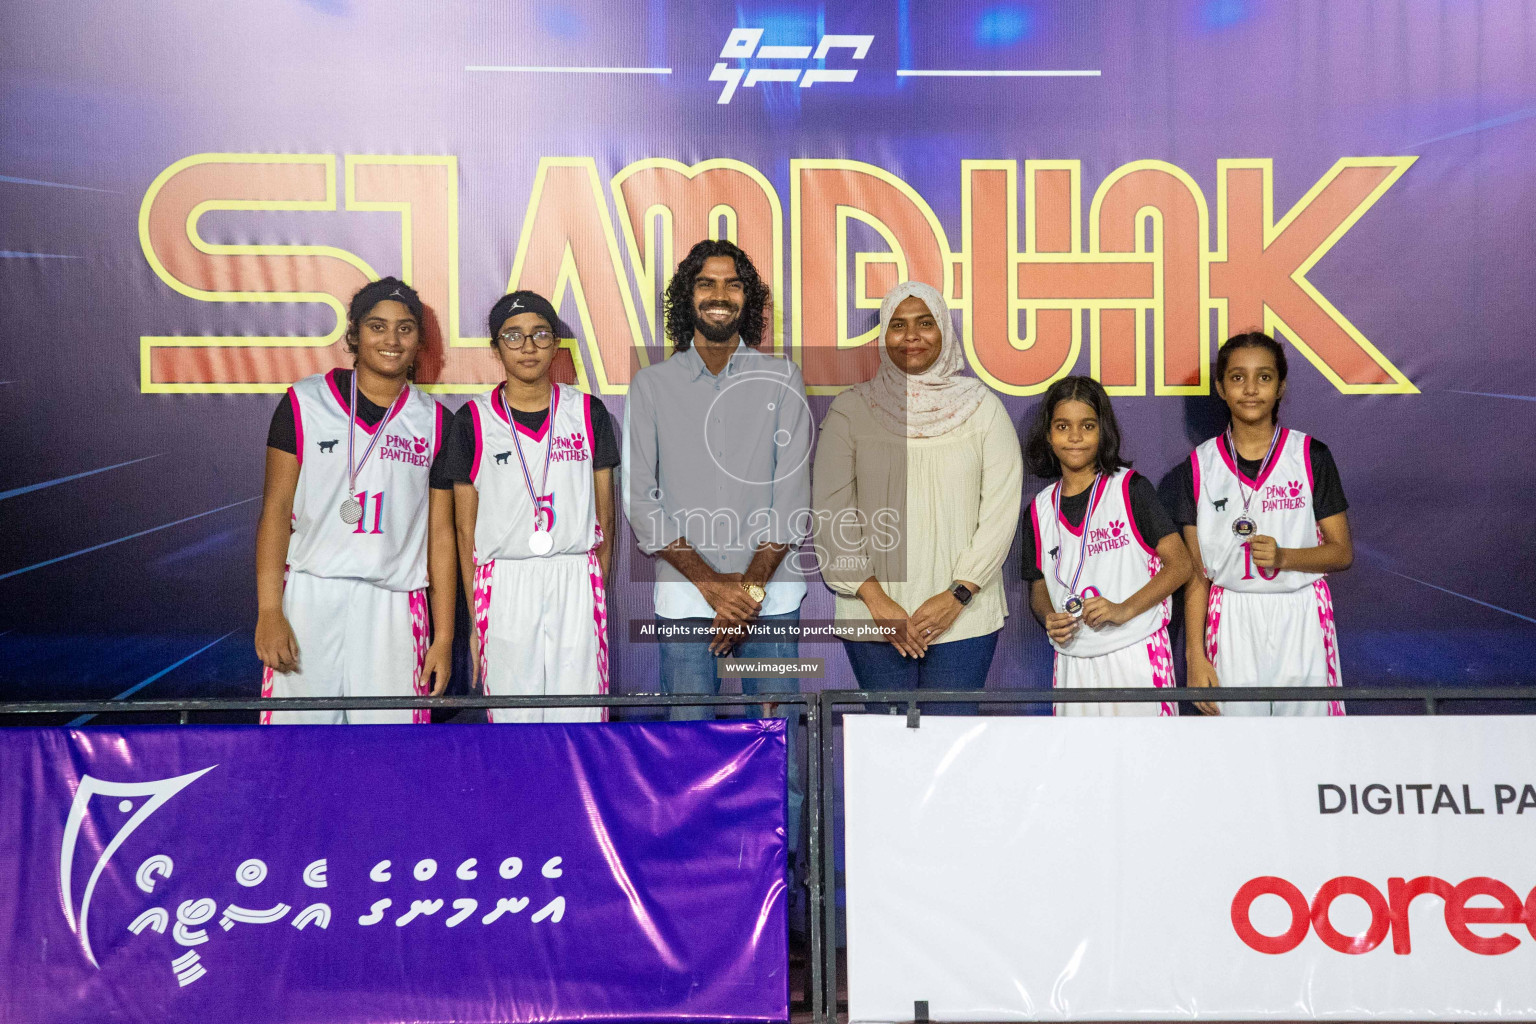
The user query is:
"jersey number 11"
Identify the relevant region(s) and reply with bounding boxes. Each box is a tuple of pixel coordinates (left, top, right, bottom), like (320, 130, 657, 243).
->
(352, 491, 385, 535)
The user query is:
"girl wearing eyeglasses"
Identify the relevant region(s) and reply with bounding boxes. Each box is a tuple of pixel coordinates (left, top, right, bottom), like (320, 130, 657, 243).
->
(440, 291, 619, 722)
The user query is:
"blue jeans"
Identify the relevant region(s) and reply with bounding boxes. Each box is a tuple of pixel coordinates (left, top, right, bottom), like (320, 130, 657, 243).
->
(657, 611, 803, 859)
(842, 630, 1000, 715)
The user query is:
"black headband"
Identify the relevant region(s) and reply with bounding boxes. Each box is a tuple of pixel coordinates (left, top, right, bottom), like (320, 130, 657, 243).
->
(489, 291, 568, 342)
(348, 277, 423, 325)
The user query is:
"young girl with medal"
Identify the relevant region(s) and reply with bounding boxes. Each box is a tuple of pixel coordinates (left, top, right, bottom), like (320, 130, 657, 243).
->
(255, 278, 456, 723)
(1172, 332, 1352, 716)
(1022, 376, 1192, 716)
(442, 291, 619, 723)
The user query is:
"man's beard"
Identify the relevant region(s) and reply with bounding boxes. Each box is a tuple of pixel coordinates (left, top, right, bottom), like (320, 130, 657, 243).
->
(693, 302, 742, 343)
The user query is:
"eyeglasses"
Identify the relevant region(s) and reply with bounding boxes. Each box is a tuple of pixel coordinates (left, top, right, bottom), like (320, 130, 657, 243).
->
(497, 328, 557, 350)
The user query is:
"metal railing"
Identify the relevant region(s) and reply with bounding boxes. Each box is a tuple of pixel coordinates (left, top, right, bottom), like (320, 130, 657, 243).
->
(5, 683, 1535, 1024)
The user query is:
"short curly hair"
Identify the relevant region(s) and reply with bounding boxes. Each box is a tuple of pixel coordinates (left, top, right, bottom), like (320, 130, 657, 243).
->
(663, 239, 770, 351)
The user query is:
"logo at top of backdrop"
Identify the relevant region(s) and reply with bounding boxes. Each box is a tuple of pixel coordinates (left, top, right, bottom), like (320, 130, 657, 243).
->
(137, 151, 1417, 399)
(710, 29, 873, 104)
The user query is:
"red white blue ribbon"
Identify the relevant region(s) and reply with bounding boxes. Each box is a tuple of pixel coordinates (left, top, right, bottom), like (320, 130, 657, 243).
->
(1052, 473, 1103, 602)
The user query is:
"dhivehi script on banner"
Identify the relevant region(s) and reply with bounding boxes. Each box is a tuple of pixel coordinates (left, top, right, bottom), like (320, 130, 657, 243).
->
(0, 721, 787, 1024)
(844, 717, 1536, 1021)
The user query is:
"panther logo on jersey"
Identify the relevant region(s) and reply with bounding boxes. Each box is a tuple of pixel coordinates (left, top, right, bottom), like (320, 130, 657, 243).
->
(1262, 479, 1308, 513)
(379, 434, 430, 467)
(494, 451, 511, 465)
(1087, 522, 1131, 557)
(318, 439, 338, 453)
(1212, 497, 1228, 511)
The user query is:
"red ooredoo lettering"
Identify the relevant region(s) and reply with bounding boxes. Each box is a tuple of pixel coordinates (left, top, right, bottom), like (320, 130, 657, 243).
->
(1233, 875, 1536, 956)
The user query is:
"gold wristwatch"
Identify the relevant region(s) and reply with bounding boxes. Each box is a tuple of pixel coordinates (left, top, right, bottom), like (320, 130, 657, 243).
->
(740, 581, 767, 602)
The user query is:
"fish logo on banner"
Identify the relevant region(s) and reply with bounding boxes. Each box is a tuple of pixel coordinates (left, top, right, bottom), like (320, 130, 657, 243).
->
(60, 767, 218, 968)
(59, 768, 570, 993)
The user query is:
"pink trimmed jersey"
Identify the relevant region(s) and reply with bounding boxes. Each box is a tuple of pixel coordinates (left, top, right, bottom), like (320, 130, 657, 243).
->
(285, 370, 445, 592)
(465, 383, 599, 562)
(1030, 467, 1170, 658)
(1191, 428, 1325, 594)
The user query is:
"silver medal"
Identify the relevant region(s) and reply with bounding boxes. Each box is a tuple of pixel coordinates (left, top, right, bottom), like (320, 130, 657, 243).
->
(1064, 594, 1085, 617)
(505, 385, 561, 561)
(1225, 424, 1279, 543)
(341, 370, 404, 529)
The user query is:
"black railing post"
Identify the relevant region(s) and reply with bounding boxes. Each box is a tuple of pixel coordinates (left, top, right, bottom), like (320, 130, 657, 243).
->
(820, 690, 839, 1024)
(804, 698, 824, 1024)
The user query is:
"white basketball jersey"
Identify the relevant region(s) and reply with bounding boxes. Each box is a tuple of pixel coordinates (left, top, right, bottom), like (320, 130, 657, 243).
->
(1030, 468, 1169, 657)
(1192, 428, 1325, 594)
(285, 370, 446, 592)
(468, 383, 599, 562)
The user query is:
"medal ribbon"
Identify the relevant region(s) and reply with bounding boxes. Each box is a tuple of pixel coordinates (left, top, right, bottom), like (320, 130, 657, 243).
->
(1052, 473, 1103, 601)
(346, 371, 405, 494)
(503, 384, 559, 532)
(1225, 423, 1281, 520)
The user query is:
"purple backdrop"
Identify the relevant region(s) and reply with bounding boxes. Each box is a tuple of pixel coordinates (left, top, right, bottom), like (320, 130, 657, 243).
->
(0, 0, 1533, 709)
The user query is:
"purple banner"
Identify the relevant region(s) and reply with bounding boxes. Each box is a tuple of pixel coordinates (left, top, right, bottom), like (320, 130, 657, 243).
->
(0, 721, 788, 1024)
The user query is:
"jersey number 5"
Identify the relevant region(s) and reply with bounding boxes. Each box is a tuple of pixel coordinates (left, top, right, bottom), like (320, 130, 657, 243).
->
(352, 490, 385, 535)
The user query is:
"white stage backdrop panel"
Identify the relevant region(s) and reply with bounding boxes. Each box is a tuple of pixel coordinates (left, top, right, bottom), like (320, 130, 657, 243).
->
(844, 717, 1536, 1021)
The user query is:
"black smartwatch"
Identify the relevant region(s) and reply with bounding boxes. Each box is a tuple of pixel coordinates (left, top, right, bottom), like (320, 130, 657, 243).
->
(949, 581, 973, 606)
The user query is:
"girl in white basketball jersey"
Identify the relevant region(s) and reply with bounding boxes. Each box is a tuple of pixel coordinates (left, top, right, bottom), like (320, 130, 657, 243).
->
(1174, 332, 1353, 716)
(255, 278, 456, 724)
(1023, 377, 1192, 716)
(441, 292, 618, 723)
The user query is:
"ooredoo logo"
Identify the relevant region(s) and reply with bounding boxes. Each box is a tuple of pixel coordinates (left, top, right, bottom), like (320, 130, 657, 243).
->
(1232, 875, 1536, 956)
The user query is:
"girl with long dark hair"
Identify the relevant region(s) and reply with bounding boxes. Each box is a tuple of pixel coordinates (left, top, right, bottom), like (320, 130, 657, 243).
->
(1022, 376, 1192, 715)
(1170, 332, 1353, 716)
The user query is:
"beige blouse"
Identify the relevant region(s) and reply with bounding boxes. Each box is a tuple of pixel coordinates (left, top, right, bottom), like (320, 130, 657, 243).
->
(812, 388, 1024, 642)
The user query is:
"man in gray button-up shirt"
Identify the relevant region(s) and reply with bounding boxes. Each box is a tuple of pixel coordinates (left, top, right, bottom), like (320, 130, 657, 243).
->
(623, 238, 809, 855)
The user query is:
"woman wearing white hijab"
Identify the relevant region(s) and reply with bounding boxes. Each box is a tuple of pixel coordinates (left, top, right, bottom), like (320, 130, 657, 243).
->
(812, 281, 1023, 703)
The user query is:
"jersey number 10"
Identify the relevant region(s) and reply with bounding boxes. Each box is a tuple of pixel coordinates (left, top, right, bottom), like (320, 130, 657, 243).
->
(1240, 541, 1280, 581)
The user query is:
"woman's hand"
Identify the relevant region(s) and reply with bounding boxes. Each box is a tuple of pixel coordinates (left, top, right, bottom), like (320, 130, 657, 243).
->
(907, 591, 965, 648)
(1187, 654, 1221, 715)
(1043, 610, 1079, 647)
(469, 630, 481, 691)
(1080, 595, 1131, 629)
(858, 580, 925, 658)
(1248, 534, 1282, 570)
(255, 610, 299, 674)
(422, 638, 452, 696)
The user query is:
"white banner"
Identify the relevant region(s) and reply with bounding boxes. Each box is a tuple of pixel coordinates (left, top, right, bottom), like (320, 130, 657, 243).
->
(845, 717, 1536, 1021)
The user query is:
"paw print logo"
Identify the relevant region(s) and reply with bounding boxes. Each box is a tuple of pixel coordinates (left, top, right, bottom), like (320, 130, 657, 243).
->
(1109, 519, 1125, 537)
(413, 436, 428, 455)
(1286, 479, 1302, 498)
